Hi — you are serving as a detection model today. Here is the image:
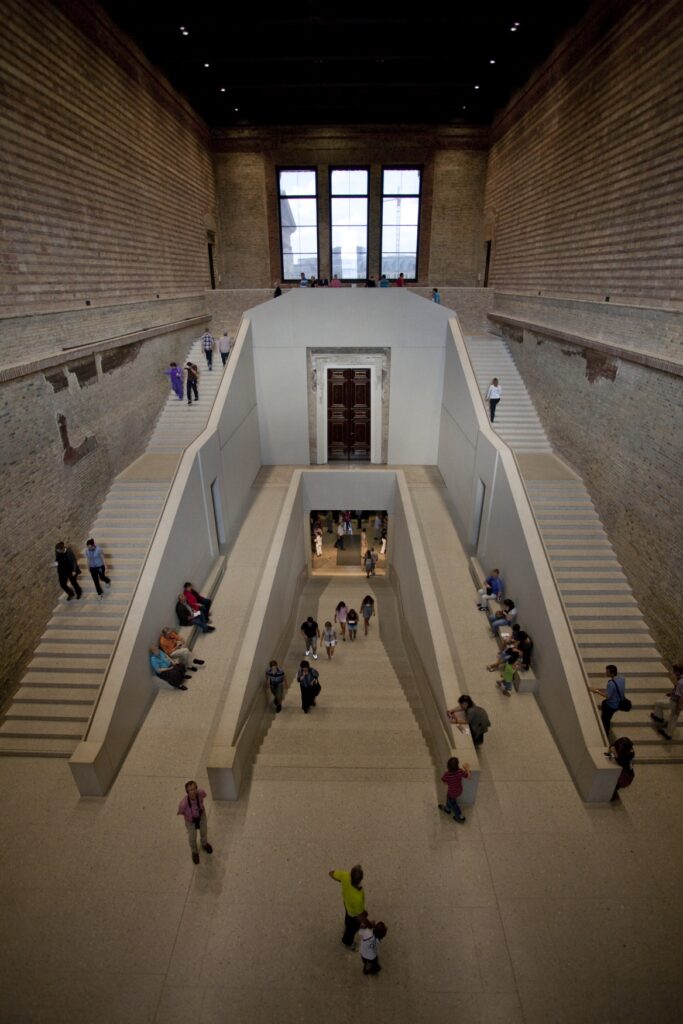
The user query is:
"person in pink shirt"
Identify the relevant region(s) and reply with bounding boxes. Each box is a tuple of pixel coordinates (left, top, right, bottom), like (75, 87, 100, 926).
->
(329, 274, 342, 288)
(177, 780, 213, 864)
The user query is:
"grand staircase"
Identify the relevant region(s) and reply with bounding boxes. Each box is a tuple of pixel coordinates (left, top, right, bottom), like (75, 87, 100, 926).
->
(0, 339, 225, 757)
(465, 334, 679, 762)
(251, 578, 436, 781)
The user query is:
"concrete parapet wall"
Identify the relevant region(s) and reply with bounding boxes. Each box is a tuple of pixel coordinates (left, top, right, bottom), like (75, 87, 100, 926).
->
(437, 317, 618, 801)
(494, 317, 683, 666)
(69, 320, 261, 795)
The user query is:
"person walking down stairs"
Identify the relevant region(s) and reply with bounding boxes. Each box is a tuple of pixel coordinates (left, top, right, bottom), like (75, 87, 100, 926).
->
(485, 377, 502, 422)
(54, 541, 82, 601)
(186, 362, 199, 405)
(85, 538, 110, 598)
(201, 330, 214, 371)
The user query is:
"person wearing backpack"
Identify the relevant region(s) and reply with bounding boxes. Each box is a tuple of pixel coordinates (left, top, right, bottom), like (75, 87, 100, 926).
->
(590, 664, 629, 735)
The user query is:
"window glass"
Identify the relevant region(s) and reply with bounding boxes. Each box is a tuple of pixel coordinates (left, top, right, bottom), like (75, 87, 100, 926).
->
(279, 170, 318, 279)
(330, 168, 369, 280)
(380, 169, 421, 280)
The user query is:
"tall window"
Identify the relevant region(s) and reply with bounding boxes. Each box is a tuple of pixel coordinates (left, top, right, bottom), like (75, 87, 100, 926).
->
(381, 168, 421, 280)
(278, 169, 318, 280)
(330, 169, 369, 280)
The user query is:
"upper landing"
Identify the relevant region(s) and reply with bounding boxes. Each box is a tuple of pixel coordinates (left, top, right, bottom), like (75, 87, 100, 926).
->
(244, 287, 453, 350)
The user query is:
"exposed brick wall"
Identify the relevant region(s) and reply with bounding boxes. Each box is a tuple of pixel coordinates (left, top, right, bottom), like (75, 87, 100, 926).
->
(0, 324, 203, 707)
(499, 324, 683, 665)
(429, 151, 488, 287)
(0, 295, 207, 370)
(211, 126, 488, 289)
(0, 0, 216, 316)
(213, 154, 271, 288)
(484, 0, 683, 308)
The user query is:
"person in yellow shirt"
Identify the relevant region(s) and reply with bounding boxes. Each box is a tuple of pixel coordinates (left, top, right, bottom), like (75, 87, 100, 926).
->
(328, 864, 368, 949)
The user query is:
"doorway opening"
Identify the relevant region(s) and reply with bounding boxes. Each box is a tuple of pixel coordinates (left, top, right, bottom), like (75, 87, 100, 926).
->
(310, 510, 388, 576)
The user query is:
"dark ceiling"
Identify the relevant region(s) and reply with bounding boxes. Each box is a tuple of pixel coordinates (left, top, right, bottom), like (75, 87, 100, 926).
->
(99, 0, 594, 127)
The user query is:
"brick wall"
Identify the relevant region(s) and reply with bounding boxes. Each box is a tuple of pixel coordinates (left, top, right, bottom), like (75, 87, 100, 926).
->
(499, 324, 683, 665)
(429, 151, 488, 287)
(211, 125, 488, 289)
(0, 295, 207, 370)
(490, 294, 683, 365)
(0, 324, 203, 706)
(0, 0, 216, 317)
(484, 0, 683, 308)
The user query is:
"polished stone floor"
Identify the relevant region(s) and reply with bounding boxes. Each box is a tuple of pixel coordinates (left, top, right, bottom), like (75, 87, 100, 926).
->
(2, 477, 682, 1023)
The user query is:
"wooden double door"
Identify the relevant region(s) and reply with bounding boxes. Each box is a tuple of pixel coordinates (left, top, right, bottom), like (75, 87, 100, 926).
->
(327, 368, 371, 462)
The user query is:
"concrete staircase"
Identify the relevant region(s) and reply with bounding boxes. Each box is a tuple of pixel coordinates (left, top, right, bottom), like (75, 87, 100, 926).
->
(146, 341, 224, 453)
(0, 339, 226, 758)
(251, 578, 436, 781)
(465, 335, 553, 452)
(524, 479, 678, 762)
(465, 333, 678, 763)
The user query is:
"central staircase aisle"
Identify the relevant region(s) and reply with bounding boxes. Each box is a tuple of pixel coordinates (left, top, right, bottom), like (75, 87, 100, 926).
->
(252, 578, 435, 781)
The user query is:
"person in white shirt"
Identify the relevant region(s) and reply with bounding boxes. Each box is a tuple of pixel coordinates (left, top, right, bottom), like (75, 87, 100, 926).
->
(218, 330, 233, 367)
(485, 377, 502, 422)
(359, 920, 387, 975)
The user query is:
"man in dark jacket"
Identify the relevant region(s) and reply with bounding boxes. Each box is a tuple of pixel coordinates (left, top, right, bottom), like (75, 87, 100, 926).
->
(55, 540, 82, 600)
(176, 594, 215, 633)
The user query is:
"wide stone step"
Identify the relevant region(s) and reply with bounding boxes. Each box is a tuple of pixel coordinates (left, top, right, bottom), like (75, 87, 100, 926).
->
(35, 642, 113, 656)
(22, 670, 103, 687)
(41, 629, 117, 642)
(0, 737, 78, 757)
(4, 704, 91, 723)
(254, 749, 434, 769)
(14, 686, 98, 704)
(581, 648, 662, 662)
(0, 719, 84, 739)
(27, 656, 108, 672)
(575, 630, 655, 643)
(587, 663, 670, 678)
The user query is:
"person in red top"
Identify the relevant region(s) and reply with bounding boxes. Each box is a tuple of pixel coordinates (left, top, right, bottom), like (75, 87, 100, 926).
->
(395, 272, 405, 287)
(177, 780, 213, 864)
(183, 581, 212, 619)
(438, 757, 470, 823)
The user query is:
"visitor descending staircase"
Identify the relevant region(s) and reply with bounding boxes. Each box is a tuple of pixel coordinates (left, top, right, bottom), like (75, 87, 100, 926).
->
(251, 577, 437, 781)
(465, 335, 678, 763)
(0, 341, 224, 757)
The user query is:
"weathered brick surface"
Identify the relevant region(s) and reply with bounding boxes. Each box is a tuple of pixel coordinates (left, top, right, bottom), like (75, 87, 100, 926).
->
(484, 0, 683, 307)
(0, 295, 207, 369)
(491, 294, 683, 364)
(211, 126, 488, 288)
(0, 0, 215, 316)
(429, 151, 488, 287)
(0, 324, 201, 705)
(500, 324, 683, 665)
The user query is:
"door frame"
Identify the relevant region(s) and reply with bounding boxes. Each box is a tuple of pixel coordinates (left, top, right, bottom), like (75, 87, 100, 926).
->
(313, 352, 383, 464)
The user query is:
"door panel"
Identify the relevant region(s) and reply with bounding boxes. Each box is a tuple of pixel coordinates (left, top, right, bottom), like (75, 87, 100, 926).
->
(327, 368, 371, 461)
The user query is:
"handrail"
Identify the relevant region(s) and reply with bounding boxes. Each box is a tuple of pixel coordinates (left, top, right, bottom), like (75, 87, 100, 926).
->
(455, 319, 607, 740)
(81, 316, 250, 736)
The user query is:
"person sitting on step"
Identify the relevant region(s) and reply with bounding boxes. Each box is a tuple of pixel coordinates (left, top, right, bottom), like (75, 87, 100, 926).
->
(149, 646, 189, 690)
(159, 627, 206, 672)
(176, 593, 215, 633)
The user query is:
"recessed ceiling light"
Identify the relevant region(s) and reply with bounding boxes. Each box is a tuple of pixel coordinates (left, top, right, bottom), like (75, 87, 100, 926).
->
(182, 30, 189, 36)
(180, 26, 185, 31)
(234, 107, 239, 112)
(462, 105, 466, 110)
(204, 63, 210, 68)
(220, 87, 226, 93)
(489, 59, 496, 64)
(514, 22, 520, 27)
(510, 26, 517, 32)
(474, 84, 480, 90)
